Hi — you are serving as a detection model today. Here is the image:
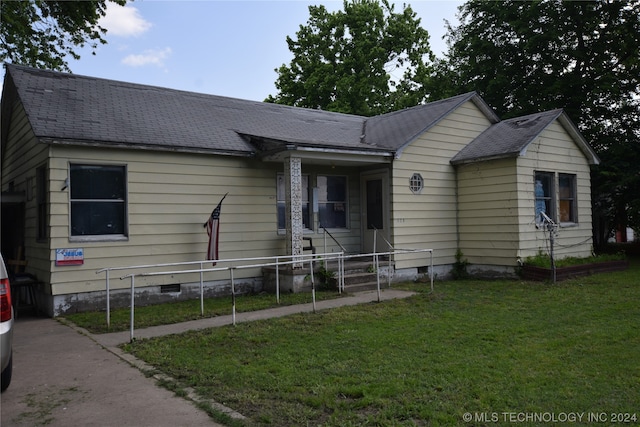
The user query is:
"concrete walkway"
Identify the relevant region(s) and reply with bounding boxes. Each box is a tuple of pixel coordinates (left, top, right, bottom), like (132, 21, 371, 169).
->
(1, 289, 415, 427)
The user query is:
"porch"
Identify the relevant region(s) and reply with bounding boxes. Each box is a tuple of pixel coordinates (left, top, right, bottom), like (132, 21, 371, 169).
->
(262, 255, 395, 294)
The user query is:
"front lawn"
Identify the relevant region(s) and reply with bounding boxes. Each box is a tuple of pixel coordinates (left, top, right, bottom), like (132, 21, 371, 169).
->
(64, 291, 345, 334)
(122, 258, 640, 426)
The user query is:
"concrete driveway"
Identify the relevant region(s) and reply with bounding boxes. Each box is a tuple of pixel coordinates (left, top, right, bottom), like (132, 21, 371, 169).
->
(1, 289, 416, 426)
(0, 314, 221, 427)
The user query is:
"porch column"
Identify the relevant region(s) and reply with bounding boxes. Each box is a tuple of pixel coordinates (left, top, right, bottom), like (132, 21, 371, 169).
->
(284, 156, 304, 268)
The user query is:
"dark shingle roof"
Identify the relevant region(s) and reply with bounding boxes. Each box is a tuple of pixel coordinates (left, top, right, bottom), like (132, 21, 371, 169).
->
(3, 64, 598, 166)
(4, 64, 367, 155)
(3, 65, 498, 158)
(450, 110, 563, 164)
(450, 109, 599, 166)
(363, 92, 499, 150)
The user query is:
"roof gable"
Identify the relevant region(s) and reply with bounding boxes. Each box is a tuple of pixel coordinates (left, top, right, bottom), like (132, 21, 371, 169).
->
(363, 92, 499, 151)
(450, 109, 600, 165)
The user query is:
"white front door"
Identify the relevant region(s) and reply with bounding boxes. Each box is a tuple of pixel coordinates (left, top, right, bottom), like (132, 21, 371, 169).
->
(361, 171, 390, 253)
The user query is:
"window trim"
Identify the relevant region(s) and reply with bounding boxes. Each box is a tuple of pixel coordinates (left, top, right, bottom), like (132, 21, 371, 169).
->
(534, 171, 555, 225)
(534, 171, 579, 228)
(68, 163, 129, 241)
(409, 173, 424, 194)
(276, 172, 312, 232)
(276, 172, 350, 232)
(558, 173, 578, 225)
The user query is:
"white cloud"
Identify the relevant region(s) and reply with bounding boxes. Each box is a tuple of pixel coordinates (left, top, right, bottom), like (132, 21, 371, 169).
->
(100, 3, 152, 37)
(122, 47, 172, 68)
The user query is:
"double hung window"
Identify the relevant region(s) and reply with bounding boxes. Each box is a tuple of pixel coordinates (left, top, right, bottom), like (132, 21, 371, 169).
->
(70, 164, 127, 237)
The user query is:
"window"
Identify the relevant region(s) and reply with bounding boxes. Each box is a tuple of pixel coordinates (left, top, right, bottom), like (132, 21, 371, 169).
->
(534, 171, 554, 224)
(36, 166, 48, 240)
(277, 173, 310, 230)
(534, 171, 578, 226)
(409, 173, 423, 194)
(318, 175, 347, 228)
(559, 174, 577, 223)
(70, 164, 127, 236)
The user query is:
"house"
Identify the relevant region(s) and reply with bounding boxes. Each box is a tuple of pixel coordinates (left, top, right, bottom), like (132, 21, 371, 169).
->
(1, 64, 600, 316)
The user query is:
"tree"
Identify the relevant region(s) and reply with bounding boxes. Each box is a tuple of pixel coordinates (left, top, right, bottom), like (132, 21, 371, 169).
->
(1, 0, 126, 72)
(439, 0, 640, 247)
(266, 0, 434, 116)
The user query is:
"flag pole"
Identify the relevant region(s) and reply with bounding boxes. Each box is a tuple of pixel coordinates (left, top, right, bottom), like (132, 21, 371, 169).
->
(203, 193, 229, 228)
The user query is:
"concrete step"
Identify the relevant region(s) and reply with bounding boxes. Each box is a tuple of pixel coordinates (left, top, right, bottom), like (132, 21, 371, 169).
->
(321, 257, 394, 293)
(343, 282, 384, 293)
(343, 271, 378, 285)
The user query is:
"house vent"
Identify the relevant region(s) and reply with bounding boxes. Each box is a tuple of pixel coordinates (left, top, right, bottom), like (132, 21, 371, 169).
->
(161, 284, 181, 293)
(409, 173, 424, 194)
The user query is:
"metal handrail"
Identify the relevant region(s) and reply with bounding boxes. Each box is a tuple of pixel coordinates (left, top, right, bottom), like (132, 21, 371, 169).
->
(320, 224, 348, 254)
(97, 252, 344, 328)
(101, 248, 433, 343)
(371, 225, 394, 252)
(371, 226, 394, 288)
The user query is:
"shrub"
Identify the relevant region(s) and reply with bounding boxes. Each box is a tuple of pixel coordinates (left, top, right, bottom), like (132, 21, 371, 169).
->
(452, 249, 470, 279)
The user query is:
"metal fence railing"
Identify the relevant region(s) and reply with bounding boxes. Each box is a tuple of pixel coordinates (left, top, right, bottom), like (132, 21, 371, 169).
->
(97, 248, 433, 342)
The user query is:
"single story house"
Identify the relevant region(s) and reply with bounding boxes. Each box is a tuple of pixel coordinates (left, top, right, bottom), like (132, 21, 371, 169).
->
(1, 64, 600, 316)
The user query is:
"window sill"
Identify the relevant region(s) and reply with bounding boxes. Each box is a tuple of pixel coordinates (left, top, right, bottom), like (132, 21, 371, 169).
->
(560, 222, 578, 228)
(69, 235, 129, 243)
(321, 228, 350, 233)
(277, 229, 315, 236)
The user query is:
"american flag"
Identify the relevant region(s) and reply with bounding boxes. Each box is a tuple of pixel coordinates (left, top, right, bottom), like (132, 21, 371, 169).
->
(205, 193, 227, 265)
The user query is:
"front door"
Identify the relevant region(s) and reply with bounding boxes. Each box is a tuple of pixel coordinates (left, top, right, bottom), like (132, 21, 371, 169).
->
(361, 171, 389, 253)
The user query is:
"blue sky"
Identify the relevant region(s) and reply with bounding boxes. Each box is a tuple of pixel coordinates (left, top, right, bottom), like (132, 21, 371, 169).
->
(8, 0, 464, 102)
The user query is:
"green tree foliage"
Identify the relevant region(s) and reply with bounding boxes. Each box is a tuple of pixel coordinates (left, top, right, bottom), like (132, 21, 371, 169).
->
(266, 0, 434, 116)
(1, 0, 126, 71)
(440, 0, 640, 246)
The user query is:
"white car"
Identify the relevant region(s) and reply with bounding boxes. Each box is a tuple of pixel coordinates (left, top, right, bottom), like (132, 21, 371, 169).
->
(0, 254, 13, 392)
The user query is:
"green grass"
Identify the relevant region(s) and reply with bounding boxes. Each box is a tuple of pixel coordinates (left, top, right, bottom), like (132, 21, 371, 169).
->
(120, 258, 640, 426)
(523, 251, 626, 268)
(63, 291, 345, 334)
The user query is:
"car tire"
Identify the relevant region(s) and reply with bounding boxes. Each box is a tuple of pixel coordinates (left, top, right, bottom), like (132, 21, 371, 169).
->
(1, 352, 12, 392)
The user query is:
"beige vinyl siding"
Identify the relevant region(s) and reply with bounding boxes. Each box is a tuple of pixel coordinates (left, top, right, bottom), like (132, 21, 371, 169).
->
(1, 100, 51, 281)
(516, 121, 594, 260)
(47, 147, 363, 295)
(456, 158, 520, 266)
(48, 146, 284, 294)
(391, 101, 493, 269)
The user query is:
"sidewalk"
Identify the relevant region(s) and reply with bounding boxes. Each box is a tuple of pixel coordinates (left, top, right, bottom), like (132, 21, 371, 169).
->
(1, 289, 415, 427)
(91, 288, 415, 347)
